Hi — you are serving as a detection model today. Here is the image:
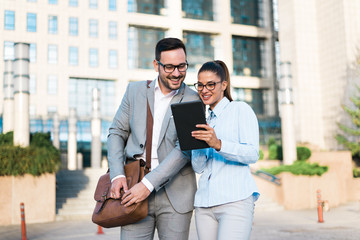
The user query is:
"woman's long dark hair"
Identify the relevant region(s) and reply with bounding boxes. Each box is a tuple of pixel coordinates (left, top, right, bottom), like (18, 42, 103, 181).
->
(198, 60, 233, 101)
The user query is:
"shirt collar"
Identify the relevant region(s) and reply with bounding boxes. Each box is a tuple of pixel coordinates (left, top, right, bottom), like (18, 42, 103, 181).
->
(208, 97, 230, 117)
(155, 78, 179, 97)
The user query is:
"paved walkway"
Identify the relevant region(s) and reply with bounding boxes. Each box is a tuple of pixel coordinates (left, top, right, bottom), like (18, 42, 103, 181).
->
(1, 201, 360, 240)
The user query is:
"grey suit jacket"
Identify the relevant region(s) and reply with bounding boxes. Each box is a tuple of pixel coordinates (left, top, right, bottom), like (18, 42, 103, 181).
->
(107, 79, 200, 213)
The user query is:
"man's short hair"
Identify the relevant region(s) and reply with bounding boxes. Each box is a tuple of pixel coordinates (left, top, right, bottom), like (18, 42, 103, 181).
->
(155, 38, 187, 61)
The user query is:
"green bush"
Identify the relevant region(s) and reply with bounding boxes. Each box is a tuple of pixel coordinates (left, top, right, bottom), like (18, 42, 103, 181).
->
(267, 144, 312, 161)
(0, 132, 61, 176)
(353, 168, 360, 178)
(297, 146, 311, 161)
(259, 149, 264, 160)
(268, 144, 283, 160)
(0, 131, 13, 146)
(267, 137, 277, 148)
(261, 161, 328, 176)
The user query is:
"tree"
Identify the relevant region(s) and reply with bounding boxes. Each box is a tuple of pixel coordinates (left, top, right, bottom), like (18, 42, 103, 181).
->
(336, 86, 360, 158)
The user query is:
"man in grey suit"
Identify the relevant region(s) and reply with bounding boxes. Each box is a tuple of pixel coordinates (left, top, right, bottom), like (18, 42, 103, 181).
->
(107, 38, 199, 239)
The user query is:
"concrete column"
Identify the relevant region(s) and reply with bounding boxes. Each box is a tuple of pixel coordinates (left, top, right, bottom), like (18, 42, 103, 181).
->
(13, 43, 30, 147)
(67, 108, 77, 170)
(3, 60, 14, 133)
(280, 62, 297, 165)
(91, 88, 102, 168)
(52, 112, 60, 149)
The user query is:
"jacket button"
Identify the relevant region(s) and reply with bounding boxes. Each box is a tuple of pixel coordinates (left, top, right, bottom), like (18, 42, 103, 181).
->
(140, 144, 144, 148)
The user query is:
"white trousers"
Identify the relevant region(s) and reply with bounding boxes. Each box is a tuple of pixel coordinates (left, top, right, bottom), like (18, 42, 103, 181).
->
(195, 195, 255, 240)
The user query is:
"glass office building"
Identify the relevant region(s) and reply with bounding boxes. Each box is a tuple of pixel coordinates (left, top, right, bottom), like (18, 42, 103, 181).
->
(0, 0, 278, 167)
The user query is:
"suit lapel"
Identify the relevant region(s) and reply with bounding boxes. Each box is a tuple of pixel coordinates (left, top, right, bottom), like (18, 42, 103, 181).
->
(158, 83, 185, 148)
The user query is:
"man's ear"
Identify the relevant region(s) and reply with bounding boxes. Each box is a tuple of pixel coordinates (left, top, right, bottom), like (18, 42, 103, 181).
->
(153, 60, 159, 72)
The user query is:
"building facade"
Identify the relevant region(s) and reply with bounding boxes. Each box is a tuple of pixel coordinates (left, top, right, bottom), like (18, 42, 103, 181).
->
(278, 0, 360, 150)
(0, 0, 278, 167)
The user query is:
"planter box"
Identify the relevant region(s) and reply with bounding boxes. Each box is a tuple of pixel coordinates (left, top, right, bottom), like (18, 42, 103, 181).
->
(254, 151, 358, 210)
(0, 173, 55, 225)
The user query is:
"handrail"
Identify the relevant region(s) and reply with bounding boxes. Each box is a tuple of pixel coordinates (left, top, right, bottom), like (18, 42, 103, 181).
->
(251, 169, 281, 185)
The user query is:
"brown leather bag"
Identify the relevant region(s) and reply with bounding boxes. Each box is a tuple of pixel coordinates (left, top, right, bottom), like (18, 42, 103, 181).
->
(92, 80, 153, 228)
(92, 160, 148, 228)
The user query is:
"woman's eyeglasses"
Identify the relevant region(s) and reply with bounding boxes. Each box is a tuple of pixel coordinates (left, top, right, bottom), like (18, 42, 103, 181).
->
(194, 81, 221, 91)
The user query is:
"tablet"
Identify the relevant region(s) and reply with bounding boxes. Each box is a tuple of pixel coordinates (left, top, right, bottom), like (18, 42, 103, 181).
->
(171, 100, 209, 151)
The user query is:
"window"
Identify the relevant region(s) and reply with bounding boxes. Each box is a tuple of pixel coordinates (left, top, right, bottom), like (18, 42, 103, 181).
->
(47, 75, 58, 95)
(183, 31, 214, 71)
(109, 50, 118, 68)
(232, 36, 263, 77)
(29, 105, 36, 118)
(30, 43, 36, 63)
(109, 0, 116, 10)
(27, 13, 37, 32)
(69, 17, 78, 36)
(69, 78, 115, 119)
(89, 48, 99, 67)
(28, 0, 37, 2)
(231, 88, 264, 115)
(89, 0, 98, 9)
(49, 0, 58, 4)
(47, 106, 57, 116)
(89, 19, 98, 38)
(231, 0, 263, 26)
(4, 41, 14, 60)
(48, 45, 58, 64)
(128, 0, 165, 15)
(5, 10, 15, 30)
(182, 0, 213, 20)
(69, 0, 78, 7)
(128, 26, 165, 69)
(109, 21, 117, 39)
(29, 74, 36, 94)
(48, 15, 58, 34)
(69, 46, 79, 66)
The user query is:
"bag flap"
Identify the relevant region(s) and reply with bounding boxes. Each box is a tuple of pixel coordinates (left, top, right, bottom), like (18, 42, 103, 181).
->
(94, 173, 111, 202)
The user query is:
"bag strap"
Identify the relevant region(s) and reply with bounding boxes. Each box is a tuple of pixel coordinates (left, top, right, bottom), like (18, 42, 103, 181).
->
(145, 80, 153, 174)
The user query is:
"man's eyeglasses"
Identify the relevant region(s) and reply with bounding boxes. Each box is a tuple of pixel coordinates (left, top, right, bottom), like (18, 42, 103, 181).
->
(194, 81, 221, 91)
(156, 60, 188, 73)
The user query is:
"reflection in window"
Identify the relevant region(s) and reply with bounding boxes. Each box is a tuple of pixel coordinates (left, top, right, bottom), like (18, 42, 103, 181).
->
(89, 0, 98, 9)
(69, 17, 78, 36)
(48, 44, 58, 64)
(30, 74, 36, 94)
(89, 48, 99, 67)
(128, 26, 165, 69)
(231, 0, 263, 26)
(109, 0, 116, 11)
(183, 31, 214, 71)
(30, 43, 36, 62)
(109, 21, 117, 39)
(69, 46, 79, 66)
(89, 19, 98, 38)
(69, 0, 78, 7)
(69, 78, 115, 119)
(49, 0, 58, 4)
(182, 0, 213, 21)
(48, 15, 58, 34)
(232, 36, 263, 77)
(5, 10, 15, 30)
(232, 88, 264, 115)
(109, 50, 118, 69)
(128, 0, 165, 15)
(27, 13, 37, 32)
(47, 75, 58, 95)
(4, 41, 14, 60)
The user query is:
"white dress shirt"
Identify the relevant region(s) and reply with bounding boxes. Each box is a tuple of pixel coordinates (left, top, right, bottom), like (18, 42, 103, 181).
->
(112, 78, 178, 192)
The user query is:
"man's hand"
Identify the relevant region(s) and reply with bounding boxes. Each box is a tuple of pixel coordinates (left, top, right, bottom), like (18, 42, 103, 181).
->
(110, 177, 128, 199)
(121, 182, 151, 207)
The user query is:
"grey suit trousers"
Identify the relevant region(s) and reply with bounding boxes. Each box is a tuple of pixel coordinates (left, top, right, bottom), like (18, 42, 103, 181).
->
(120, 188, 193, 240)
